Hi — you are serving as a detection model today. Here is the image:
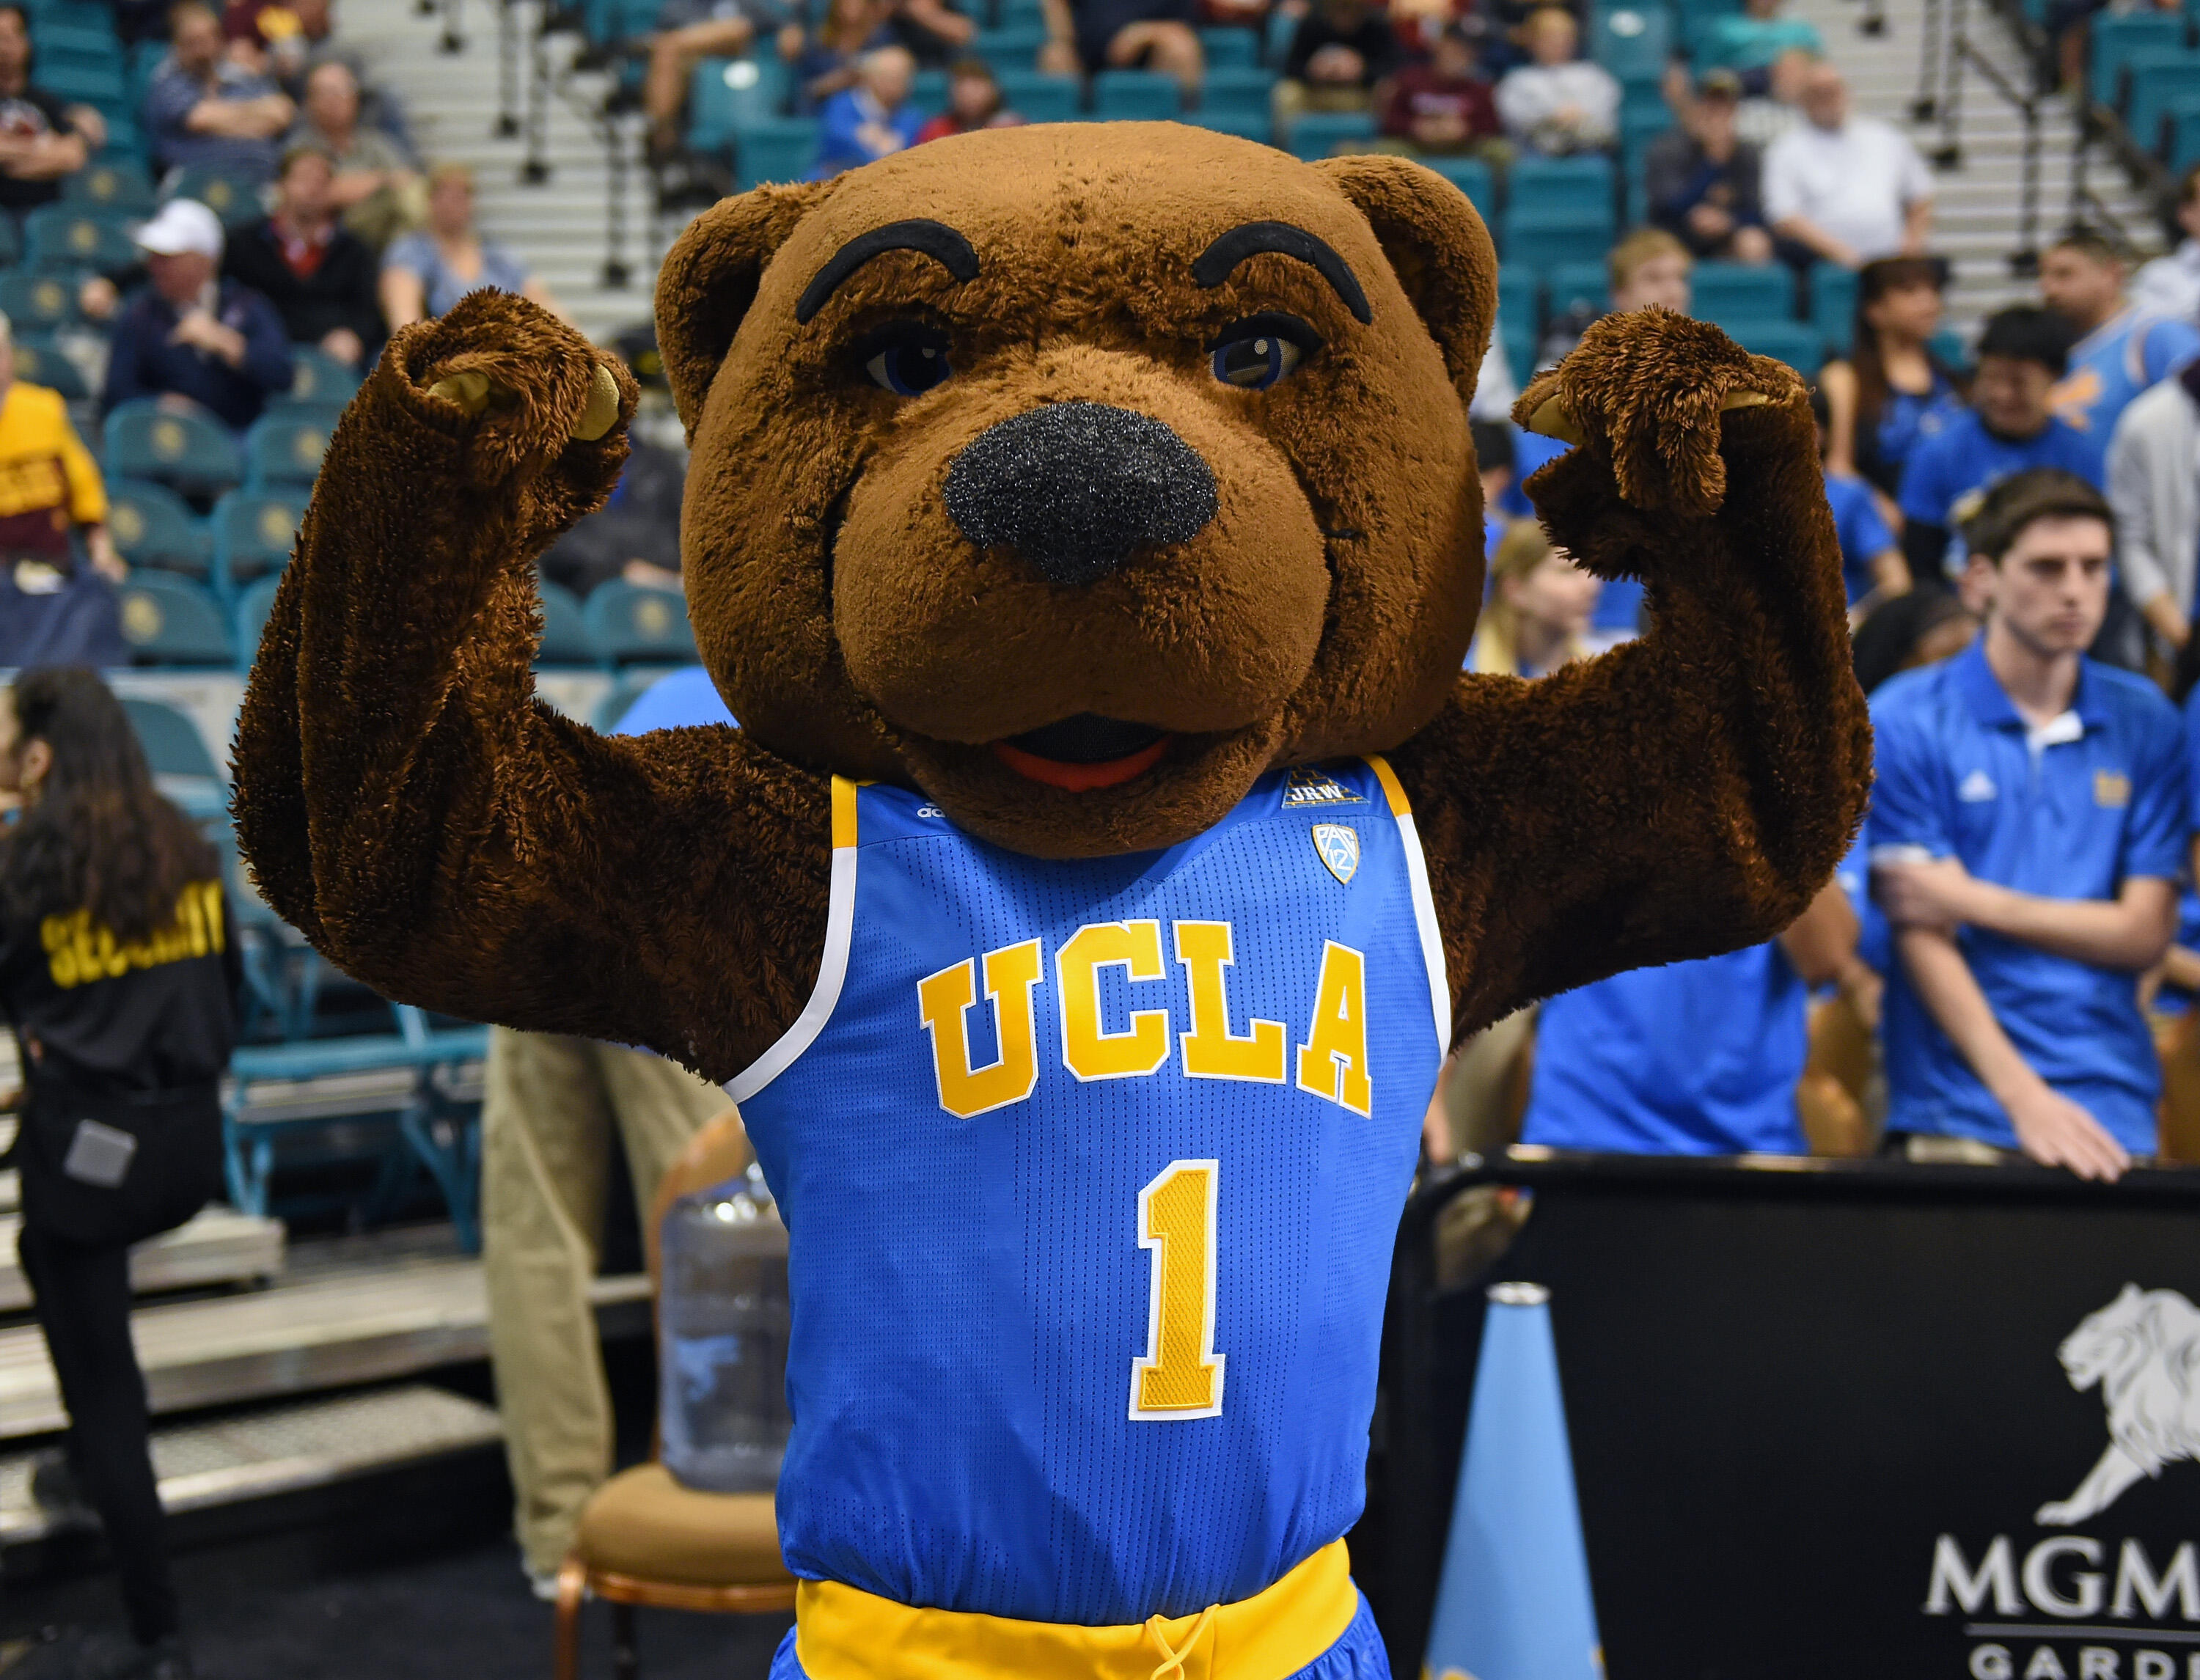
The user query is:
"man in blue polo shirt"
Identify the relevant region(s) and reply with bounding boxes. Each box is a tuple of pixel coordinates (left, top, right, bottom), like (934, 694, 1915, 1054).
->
(1520, 874, 1862, 1155)
(2042, 230, 2200, 484)
(1899, 306, 2096, 584)
(1870, 469, 2186, 1180)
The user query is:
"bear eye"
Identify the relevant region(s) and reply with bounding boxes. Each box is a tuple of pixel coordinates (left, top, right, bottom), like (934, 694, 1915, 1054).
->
(858, 325, 951, 397)
(1209, 314, 1319, 392)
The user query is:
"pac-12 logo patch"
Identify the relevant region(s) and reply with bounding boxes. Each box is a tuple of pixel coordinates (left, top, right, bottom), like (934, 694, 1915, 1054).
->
(1282, 768, 1365, 807)
(1313, 823, 1360, 885)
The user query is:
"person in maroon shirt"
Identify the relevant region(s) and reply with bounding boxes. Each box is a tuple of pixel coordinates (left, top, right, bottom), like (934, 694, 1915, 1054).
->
(220, 141, 383, 367)
(1379, 24, 1500, 156)
(913, 57, 1022, 142)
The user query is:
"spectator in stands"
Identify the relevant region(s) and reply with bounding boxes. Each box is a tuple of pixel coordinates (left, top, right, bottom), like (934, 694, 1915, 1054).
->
(250, 0, 412, 144)
(381, 162, 561, 330)
(1696, 0, 1822, 97)
(2133, 164, 2200, 327)
(914, 58, 1022, 141)
(1851, 583, 1979, 695)
(1038, 0, 1203, 97)
(1519, 875, 1860, 1156)
(641, 0, 801, 166)
(1762, 62, 1933, 268)
(541, 436, 687, 596)
(0, 312, 120, 585)
(1819, 254, 1964, 501)
(289, 61, 422, 251)
(1272, 0, 1401, 132)
(1870, 469, 2184, 1178)
(0, 670, 236, 1680)
(1610, 225, 1691, 314)
(1377, 23, 1500, 158)
(1467, 518, 1599, 675)
(221, 144, 383, 370)
(813, 43, 922, 176)
(101, 199, 293, 433)
(1646, 69, 1772, 264)
(2041, 229, 2200, 484)
(1470, 417, 1512, 560)
(0, 5, 100, 222)
(2107, 357, 2200, 656)
(1899, 305, 2094, 582)
(884, 0, 975, 65)
(144, 0, 296, 183)
(1494, 7, 1617, 156)
(1813, 386, 1907, 618)
(792, 0, 893, 113)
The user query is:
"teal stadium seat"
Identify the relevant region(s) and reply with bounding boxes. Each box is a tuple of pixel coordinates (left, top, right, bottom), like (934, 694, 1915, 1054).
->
(1423, 156, 1496, 220)
(2091, 10, 2186, 107)
(995, 0, 1046, 27)
(118, 572, 233, 667)
(162, 166, 263, 227)
(106, 479, 212, 577)
(105, 399, 242, 498)
(24, 203, 138, 272)
(37, 61, 125, 111)
(60, 157, 154, 212)
(212, 488, 304, 590)
(1192, 110, 1270, 144)
(8, 331, 86, 399)
(536, 580, 593, 667)
(1265, 4, 1296, 64)
(122, 695, 221, 780)
(1500, 213, 1610, 272)
(1690, 260, 1794, 323)
(0, 219, 21, 267)
(286, 345, 361, 408)
(1510, 154, 1615, 220)
(688, 55, 792, 152)
(1093, 70, 1179, 120)
(1497, 266, 1539, 387)
(1724, 318, 1823, 372)
(2171, 98, 2200, 172)
(1198, 65, 1272, 123)
(911, 67, 948, 113)
(1546, 259, 1608, 320)
(36, 2, 115, 35)
(996, 70, 1081, 124)
(1286, 109, 1375, 159)
(1591, 4, 1672, 78)
(1199, 25, 1258, 67)
(1810, 261, 1859, 359)
(235, 574, 282, 665)
(2124, 50, 2200, 154)
(0, 267, 78, 329)
(584, 582, 698, 666)
(733, 118, 818, 189)
(243, 412, 331, 488)
(974, 21, 1047, 73)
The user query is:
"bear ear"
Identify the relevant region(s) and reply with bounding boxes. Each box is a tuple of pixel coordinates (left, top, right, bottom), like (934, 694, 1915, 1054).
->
(1308, 154, 1496, 406)
(655, 178, 837, 432)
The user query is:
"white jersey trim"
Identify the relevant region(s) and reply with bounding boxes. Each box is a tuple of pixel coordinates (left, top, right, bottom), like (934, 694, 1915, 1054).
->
(725, 791, 858, 1104)
(1392, 809, 1453, 1056)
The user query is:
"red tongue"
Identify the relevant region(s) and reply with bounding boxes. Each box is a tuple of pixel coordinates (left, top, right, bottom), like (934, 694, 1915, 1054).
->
(992, 735, 1173, 791)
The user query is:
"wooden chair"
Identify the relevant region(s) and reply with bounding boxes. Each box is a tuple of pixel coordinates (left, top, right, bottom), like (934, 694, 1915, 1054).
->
(553, 1110, 795, 1680)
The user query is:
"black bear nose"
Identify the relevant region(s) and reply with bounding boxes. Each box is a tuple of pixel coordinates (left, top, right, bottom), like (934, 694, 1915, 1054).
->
(943, 401, 1219, 588)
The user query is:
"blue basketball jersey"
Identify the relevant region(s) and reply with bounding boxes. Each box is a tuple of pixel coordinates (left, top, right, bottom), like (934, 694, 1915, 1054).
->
(729, 759, 1448, 1626)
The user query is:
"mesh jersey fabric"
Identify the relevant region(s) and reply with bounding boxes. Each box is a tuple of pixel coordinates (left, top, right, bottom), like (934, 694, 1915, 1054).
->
(730, 760, 1446, 1625)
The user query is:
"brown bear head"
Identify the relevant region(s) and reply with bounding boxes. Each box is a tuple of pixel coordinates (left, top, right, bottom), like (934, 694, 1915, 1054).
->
(656, 123, 1495, 858)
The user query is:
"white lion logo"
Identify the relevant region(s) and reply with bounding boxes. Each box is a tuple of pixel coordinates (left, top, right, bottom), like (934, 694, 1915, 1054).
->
(2036, 1283, 2200, 1527)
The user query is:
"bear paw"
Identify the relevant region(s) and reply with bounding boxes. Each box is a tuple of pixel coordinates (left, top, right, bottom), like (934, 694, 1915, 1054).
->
(1512, 308, 1803, 521)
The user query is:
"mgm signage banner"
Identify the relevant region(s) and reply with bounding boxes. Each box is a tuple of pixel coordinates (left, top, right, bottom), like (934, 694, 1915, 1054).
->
(1365, 1152, 2200, 1679)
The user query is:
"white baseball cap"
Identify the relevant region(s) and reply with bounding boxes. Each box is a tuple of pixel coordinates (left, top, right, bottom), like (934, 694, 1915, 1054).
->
(133, 199, 224, 260)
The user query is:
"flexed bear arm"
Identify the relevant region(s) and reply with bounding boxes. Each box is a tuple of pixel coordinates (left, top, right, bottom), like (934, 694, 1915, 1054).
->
(1390, 312, 1874, 1042)
(233, 294, 832, 1080)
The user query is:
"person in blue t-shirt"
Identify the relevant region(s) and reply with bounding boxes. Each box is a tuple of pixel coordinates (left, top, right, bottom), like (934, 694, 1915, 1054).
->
(2042, 230, 2200, 486)
(1870, 469, 2188, 1179)
(1899, 306, 2096, 583)
(812, 44, 925, 177)
(1521, 874, 1861, 1156)
(1812, 386, 1907, 615)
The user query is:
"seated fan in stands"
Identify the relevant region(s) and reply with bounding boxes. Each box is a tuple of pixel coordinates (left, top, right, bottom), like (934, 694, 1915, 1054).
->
(0, 670, 237, 1680)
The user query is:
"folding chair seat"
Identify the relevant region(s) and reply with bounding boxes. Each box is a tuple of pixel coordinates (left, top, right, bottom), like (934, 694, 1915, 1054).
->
(103, 399, 242, 498)
(106, 478, 212, 576)
(117, 572, 233, 666)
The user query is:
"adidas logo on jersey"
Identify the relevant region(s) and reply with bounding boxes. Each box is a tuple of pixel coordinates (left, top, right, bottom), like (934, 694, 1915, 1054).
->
(1280, 768, 1365, 807)
(916, 922, 1371, 1121)
(1958, 769, 1998, 803)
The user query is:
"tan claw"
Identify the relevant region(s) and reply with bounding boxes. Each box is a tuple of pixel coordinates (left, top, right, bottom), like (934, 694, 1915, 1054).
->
(572, 362, 622, 441)
(1525, 396, 1585, 445)
(426, 368, 493, 414)
(1720, 390, 1772, 411)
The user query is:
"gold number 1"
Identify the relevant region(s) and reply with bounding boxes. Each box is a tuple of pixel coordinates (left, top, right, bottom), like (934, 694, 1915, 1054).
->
(1130, 1160, 1224, 1420)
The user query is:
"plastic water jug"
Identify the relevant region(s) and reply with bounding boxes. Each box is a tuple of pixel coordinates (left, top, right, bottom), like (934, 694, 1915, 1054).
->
(659, 1161, 792, 1493)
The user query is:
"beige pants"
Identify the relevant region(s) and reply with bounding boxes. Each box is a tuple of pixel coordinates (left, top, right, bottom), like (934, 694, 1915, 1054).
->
(480, 1027, 737, 1576)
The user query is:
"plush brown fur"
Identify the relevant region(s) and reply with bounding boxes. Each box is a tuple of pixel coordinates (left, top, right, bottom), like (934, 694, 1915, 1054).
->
(232, 124, 1869, 1085)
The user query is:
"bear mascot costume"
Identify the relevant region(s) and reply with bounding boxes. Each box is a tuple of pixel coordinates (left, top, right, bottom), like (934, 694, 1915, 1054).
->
(234, 125, 1869, 1679)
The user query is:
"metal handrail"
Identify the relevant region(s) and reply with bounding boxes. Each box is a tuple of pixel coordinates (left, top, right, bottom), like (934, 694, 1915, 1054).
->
(1914, 0, 2045, 274)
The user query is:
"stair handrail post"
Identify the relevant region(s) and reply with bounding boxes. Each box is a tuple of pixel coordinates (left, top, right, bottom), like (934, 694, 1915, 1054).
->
(1934, 0, 1969, 170)
(441, 0, 464, 52)
(1914, 0, 1946, 122)
(496, 0, 522, 136)
(523, 0, 554, 185)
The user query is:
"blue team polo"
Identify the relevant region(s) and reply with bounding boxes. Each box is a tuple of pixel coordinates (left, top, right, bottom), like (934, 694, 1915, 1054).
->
(1825, 469, 1894, 605)
(1522, 944, 1811, 1156)
(1898, 408, 2102, 546)
(2051, 306, 2200, 483)
(1869, 639, 2189, 1152)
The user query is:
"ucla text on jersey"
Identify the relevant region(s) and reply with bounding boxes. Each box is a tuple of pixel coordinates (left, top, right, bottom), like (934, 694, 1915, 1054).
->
(727, 758, 1447, 1626)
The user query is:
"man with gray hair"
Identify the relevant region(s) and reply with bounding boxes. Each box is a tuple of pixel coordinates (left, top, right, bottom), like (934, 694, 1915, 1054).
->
(813, 43, 921, 177)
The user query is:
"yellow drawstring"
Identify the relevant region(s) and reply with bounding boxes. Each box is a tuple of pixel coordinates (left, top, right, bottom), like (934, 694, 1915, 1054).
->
(1146, 1603, 1219, 1680)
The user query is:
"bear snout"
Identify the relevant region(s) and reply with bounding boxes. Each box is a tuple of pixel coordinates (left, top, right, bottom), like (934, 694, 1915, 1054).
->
(942, 402, 1218, 588)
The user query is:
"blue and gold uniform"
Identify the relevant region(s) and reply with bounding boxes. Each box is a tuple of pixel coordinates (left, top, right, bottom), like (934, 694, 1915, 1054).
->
(729, 758, 1448, 1678)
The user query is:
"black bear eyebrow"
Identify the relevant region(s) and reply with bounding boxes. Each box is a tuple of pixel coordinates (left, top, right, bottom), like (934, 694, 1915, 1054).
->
(795, 220, 981, 323)
(1191, 222, 1371, 325)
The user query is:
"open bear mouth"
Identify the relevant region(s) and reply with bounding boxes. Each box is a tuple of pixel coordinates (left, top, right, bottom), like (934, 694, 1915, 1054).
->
(992, 714, 1175, 791)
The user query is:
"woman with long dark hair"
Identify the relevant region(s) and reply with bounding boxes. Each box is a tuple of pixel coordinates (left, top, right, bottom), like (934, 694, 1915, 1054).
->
(0, 669, 235, 1680)
(1820, 255, 1967, 503)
